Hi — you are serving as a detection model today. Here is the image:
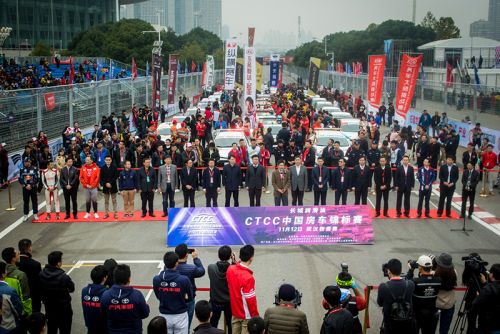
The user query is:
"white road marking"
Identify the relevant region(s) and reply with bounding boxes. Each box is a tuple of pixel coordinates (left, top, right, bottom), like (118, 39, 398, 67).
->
(67, 260, 83, 275)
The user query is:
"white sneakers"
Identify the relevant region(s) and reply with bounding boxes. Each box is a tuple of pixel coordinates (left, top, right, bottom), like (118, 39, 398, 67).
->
(23, 215, 28, 221)
(94, 213, 99, 219)
(84, 213, 90, 219)
(33, 214, 39, 220)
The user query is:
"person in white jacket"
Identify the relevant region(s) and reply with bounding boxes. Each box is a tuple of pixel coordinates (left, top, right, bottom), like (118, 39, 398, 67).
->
(42, 161, 60, 220)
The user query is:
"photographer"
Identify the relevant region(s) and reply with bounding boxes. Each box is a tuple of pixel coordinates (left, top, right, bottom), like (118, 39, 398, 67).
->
(377, 259, 415, 334)
(471, 263, 500, 334)
(263, 283, 309, 334)
(462, 253, 489, 334)
(335, 269, 366, 334)
(406, 255, 442, 334)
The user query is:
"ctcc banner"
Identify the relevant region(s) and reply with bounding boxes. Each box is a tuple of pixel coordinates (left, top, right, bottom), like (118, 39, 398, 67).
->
(308, 57, 321, 95)
(395, 54, 423, 121)
(367, 55, 386, 109)
(167, 205, 374, 246)
(166, 54, 177, 113)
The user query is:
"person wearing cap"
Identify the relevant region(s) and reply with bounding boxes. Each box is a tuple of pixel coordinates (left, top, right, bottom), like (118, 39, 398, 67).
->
(19, 157, 39, 221)
(346, 141, 364, 169)
(335, 271, 367, 334)
(321, 285, 354, 334)
(433, 253, 457, 334)
(263, 283, 310, 334)
(406, 255, 442, 334)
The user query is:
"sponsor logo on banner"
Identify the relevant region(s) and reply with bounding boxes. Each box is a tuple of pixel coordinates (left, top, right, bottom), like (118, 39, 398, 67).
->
(256, 57, 263, 94)
(235, 58, 244, 89)
(308, 57, 321, 95)
(244, 46, 256, 121)
(395, 54, 423, 121)
(44, 93, 56, 111)
(152, 54, 163, 114)
(224, 39, 238, 90)
(269, 54, 280, 93)
(367, 55, 386, 109)
(167, 205, 374, 246)
(166, 54, 177, 113)
(206, 55, 215, 89)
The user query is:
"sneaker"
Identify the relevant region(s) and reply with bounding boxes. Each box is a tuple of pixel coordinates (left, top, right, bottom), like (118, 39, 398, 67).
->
(175, 189, 180, 193)
(56, 214, 60, 220)
(84, 213, 90, 219)
(73, 213, 78, 219)
(103, 213, 109, 219)
(23, 215, 29, 221)
(94, 213, 99, 219)
(114, 213, 118, 219)
(45, 213, 51, 220)
(33, 214, 39, 221)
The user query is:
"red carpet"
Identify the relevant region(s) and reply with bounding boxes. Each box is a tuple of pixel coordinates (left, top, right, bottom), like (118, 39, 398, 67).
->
(32, 211, 166, 223)
(371, 209, 460, 220)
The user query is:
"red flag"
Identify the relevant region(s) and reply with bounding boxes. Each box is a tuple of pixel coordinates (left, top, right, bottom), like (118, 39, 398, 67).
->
(44, 93, 56, 111)
(132, 57, 137, 80)
(69, 57, 74, 85)
(201, 61, 207, 90)
(446, 60, 453, 88)
(395, 54, 423, 120)
(336, 62, 344, 73)
(367, 55, 386, 108)
(191, 60, 197, 73)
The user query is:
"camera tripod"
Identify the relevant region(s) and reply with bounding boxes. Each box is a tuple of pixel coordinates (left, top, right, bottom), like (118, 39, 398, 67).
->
(451, 277, 481, 334)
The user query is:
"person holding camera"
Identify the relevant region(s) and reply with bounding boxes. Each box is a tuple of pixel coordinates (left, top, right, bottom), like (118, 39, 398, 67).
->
(263, 283, 309, 334)
(471, 263, 500, 334)
(377, 259, 415, 334)
(406, 255, 442, 334)
(335, 270, 367, 334)
(321, 285, 354, 334)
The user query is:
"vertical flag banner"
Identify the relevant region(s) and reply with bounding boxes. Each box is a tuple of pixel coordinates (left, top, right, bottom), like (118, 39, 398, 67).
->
(446, 59, 453, 88)
(255, 57, 263, 94)
(131, 57, 137, 80)
(269, 54, 280, 93)
(367, 55, 386, 110)
(395, 54, 423, 121)
(152, 54, 163, 114)
(201, 61, 207, 90)
(206, 55, 215, 89)
(166, 54, 178, 114)
(248, 27, 255, 47)
(69, 57, 74, 85)
(235, 57, 244, 89)
(278, 59, 284, 88)
(384, 39, 393, 65)
(224, 39, 238, 90)
(244, 46, 256, 124)
(308, 57, 321, 95)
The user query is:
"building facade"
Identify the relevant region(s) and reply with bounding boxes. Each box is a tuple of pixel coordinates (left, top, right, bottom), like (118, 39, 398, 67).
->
(469, 0, 500, 41)
(193, 0, 222, 37)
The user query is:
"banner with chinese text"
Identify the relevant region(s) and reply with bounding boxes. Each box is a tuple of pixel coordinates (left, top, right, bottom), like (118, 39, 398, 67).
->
(244, 46, 256, 111)
(167, 205, 374, 246)
(367, 55, 386, 110)
(153, 53, 163, 114)
(395, 54, 423, 121)
(206, 55, 215, 89)
(256, 57, 263, 94)
(224, 40, 238, 90)
(235, 58, 244, 89)
(269, 54, 280, 93)
(308, 57, 321, 95)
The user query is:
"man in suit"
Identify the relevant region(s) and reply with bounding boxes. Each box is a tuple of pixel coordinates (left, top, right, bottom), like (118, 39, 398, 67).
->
(312, 157, 330, 205)
(331, 158, 351, 205)
(290, 156, 308, 206)
(202, 159, 221, 207)
(100, 156, 119, 219)
(395, 155, 415, 218)
(373, 156, 391, 217)
(302, 140, 316, 192)
(437, 156, 459, 217)
(157, 156, 177, 217)
(462, 143, 478, 167)
(271, 160, 290, 206)
(416, 158, 436, 218)
(59, 157, 79, 219)
(137, 157, 156, 217)
(461, 162, 479, 219)
(351, 156, 371, 205)
(245, 155, 266, 207)
(222, 156, 241, 207)
(181, 159, 197, 207)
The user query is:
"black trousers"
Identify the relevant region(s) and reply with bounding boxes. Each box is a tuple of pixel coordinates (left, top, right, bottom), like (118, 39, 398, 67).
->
(375, 189, 389, 214)
(335, 189, 348, 205)
(22, 187, 38, 215)
(46, 306, 72, 334)
(314, 190, 327, 205)
(210, 301, 232, 334)
(248, 188, 262, 207)
(438, 186, 454, 215)
(225, 189, 239, 207)
(63, 187, 78, 215)
(205, 189, 218, 207)
(162, 184, 175, 215)
(417, 187, 432, 215)
(183, 189, 196, 207)
(140, 191, 154, 215)
(461, 190, 476, 217)
(291, 189, 304, 206)
(396, 188, 411, 215)
(306, 168, 313, 191)
(354, 186, 368, 205)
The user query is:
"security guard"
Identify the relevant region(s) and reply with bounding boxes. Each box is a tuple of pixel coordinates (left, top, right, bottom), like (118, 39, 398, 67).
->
(347, 140, 365, 168)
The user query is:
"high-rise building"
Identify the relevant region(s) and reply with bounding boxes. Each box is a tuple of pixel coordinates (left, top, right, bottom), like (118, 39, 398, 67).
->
(133, 0, 168, 27)
(132, 0, 196, 35)
(193, 0, 222, 37)
(470, 0, 500, 41)
(173, 0, 194, 35)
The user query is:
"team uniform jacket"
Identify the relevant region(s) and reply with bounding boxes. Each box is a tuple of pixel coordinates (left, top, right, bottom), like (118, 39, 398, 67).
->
(79, 163, 100, 189)
(226, 263, 259, 320)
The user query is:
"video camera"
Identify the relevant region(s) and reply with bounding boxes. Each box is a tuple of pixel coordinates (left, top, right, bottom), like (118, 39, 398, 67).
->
(274, 287, 303, 307)
(462, 253, 489, 281)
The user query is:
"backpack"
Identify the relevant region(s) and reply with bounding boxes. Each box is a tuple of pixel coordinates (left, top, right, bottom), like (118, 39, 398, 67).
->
(387, 280, 413, 323)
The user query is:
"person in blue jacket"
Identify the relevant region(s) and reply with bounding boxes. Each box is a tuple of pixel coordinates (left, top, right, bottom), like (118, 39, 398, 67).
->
(418, 110, 432, 131)
(153, 251, 193, 334)
(100, 264, 149, 334)
(417, 158, 436, 218)
(0, 261, 23, 333)
(81, 265, 108, 334)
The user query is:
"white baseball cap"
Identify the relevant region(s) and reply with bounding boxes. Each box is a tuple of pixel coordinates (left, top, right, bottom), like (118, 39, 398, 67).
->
(417, 255, 433, 268)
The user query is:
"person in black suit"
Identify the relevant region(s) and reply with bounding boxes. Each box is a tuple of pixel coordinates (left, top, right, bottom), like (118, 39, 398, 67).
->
(137, 157, 156, 217)
(461, 162, 479, 219)
(302, 140, 316, 192)
(181, 159, 197, 207)
(312, 157, 330, 205)
(462, 143, 478, 167)
(437, 156, 459, 217)
(331, 158, 351, 205)
(245, 155, 266, 207)
(100, 156, 119, 219)
(59, 157, 79, 219)
(351, 157, 371, 205)
(373, 156, 391, 217)
(202, 159, 221, 207)
(395, 156, 415, 217)
(222, 156, 241, 207)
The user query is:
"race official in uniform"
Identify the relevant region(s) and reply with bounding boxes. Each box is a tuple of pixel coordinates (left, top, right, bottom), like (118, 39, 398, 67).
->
(437, 156, 459, 218)
(351, 157, 371, 205)
(416, 158, 436, 218)
(202, 159, 221, 207)
(312, 157, 330, 205)
(331, 158, 351, 205)
(395, 156, 415, 218)
(373, 157, 391, 217)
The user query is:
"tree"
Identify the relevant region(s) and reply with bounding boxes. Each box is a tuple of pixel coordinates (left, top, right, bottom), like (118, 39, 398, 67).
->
(30, 42, 51, 56)
(434, 17, 461, 39)
(421, 11, 437, 30)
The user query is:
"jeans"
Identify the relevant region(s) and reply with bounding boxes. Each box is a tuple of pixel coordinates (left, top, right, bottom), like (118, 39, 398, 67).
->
(186, 300, 195, 331)
(210, 301, 232, 333)
(161, 312, 188, 334)
(439, 306, 454, 334)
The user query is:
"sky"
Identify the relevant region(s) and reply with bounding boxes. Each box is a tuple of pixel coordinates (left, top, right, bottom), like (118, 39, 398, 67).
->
(222, 0, 489, 45)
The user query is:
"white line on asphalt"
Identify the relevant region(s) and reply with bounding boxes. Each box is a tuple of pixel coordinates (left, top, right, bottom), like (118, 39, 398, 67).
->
(77, 260, 163, 264)
(67, 260, 83, 275)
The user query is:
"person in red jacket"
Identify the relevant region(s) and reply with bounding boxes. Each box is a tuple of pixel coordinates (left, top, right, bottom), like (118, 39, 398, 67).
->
(482, 144, 498, 195)
(226, 245, 259, 334)
(79, 156, 101, 219)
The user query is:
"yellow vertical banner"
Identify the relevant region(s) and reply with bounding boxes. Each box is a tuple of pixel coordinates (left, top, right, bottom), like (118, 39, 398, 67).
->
(308, 57, 321, 95)
(256, 57, 263, 94)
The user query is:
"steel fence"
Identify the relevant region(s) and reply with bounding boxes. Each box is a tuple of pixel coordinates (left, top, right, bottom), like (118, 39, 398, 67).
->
(0, 70, 223, 152)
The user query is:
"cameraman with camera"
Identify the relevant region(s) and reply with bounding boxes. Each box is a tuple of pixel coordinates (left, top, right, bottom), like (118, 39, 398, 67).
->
(461, 253, 489, 334)
(335, 265, 366, 334)
(471, 263, 500, 334)
(263, 283, 309, 334)
(406, 255, 442, 334)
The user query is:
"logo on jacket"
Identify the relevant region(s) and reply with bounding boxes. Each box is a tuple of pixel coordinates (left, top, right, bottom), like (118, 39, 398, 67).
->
(84, 295, 91, 301)
(92, 296, 100, 302)
(169, 282, 177, 287)
(122, 298, 130, 304)
(111, 299, 119, 304)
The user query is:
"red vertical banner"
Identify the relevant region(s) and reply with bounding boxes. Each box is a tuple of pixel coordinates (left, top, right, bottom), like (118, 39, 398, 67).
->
(367, 55, 386, 109)
(278, 59, 284, 88)
(167, 54, 178, 113)
(132, 57, 137, 80)
(44, 93, 56, 111)
(248, 27, 255, 47)
(69, 57, 74, 85)
(446, 60, 453, 87)
(395, 54, 423, 120)
(201, 61, 207, 92)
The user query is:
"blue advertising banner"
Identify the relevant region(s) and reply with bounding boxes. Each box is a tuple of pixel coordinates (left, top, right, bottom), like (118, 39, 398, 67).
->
(269, 54, 280, 93)
(167, 205, 374, 247)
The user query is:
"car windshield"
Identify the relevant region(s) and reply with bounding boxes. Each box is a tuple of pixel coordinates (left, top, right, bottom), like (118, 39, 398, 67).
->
(317, 135, 350, 146)
(333, 114, 352, 119)
(158, 127, 171, 135)
(214, 136, 240, 148)
(341, 123, 361, 132)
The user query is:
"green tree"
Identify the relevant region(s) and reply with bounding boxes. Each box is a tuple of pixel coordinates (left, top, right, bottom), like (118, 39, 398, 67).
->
(421, 11, 437, 30)
(30, 41, 51, 56)
(434, 17, 461, 39)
